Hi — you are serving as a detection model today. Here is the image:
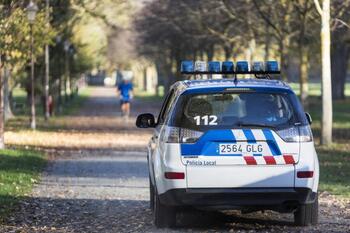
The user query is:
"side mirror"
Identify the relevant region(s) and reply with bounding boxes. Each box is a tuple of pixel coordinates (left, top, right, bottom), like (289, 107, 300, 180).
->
(305, 112, 312, 125)
(136, 113, 156, 128)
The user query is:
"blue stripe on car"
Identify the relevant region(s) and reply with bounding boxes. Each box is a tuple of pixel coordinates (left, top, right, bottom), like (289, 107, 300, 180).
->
(181, 130, 236, 156)
(262, 129, 282, 156)
(242, 129, 256, 144)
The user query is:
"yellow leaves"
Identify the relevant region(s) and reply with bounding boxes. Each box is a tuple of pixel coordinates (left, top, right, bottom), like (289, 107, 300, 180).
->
(10, 50, 25, 59)
(0, 6, 56, 68)
(3, 34, 13, 44)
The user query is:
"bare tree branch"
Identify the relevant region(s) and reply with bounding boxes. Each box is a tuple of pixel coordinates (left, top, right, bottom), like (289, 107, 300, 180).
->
(252, 0, 283, 40)
(313, 0, 323, 16)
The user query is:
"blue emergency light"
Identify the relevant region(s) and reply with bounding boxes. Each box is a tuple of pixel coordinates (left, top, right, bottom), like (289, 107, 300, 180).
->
(181, 60, 194, 73)
(265, 61, 279, 72)
(208, 61, 221, 72)
(236, 61, 249, 72)
(252, 62, 264, 72)
(222, 61, 234, 72)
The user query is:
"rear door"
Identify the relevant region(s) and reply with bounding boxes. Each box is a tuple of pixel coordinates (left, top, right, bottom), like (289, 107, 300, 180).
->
(171, 90, 299, 188)
(149, 89, 176, 182)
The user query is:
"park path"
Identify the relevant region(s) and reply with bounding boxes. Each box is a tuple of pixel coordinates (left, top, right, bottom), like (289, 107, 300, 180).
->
(2, 87, 350, 232)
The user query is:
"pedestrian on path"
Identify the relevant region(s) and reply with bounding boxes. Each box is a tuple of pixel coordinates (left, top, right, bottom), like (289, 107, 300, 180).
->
(117, 78, 133, 118)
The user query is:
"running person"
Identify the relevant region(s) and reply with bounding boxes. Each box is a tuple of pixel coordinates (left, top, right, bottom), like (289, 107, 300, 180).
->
(117, 79, 133, 117)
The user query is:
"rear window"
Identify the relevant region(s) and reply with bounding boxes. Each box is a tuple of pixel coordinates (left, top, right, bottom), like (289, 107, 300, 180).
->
(169, 92, 301, 131)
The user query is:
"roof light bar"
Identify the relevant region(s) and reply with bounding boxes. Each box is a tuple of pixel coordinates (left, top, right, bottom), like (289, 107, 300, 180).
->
(180, 60, 280, 75)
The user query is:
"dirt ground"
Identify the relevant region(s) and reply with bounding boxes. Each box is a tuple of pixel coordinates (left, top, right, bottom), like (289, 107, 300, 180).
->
(1, 87, 349, 233)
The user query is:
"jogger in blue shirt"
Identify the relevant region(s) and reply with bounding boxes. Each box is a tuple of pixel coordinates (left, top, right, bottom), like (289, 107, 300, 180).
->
(117, 79, 133, 117)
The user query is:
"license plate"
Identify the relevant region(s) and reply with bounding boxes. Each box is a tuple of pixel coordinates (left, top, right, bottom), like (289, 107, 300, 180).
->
(219, 143, 264, 155)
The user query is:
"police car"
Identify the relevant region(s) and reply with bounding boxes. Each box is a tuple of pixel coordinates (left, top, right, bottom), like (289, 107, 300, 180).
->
(136, 60, 319, 228)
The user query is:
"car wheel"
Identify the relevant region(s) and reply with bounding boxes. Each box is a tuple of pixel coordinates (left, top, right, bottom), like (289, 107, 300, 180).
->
(294, 193, 318, 226)
(153, 189, 176, 228)
(149, 177, 154, 211)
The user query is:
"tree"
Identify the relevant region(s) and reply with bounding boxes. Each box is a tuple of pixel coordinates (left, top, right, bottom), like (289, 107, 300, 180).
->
(0, 1, 56, 145)
(253, 0, 296, 81)
(330, 1, 350, 100)
(314, 0, 333, 145)
(293, 0, 318, 107)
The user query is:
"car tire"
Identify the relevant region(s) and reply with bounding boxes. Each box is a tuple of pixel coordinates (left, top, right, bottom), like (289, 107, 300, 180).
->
(153, 190, 176, 228)
(149, 177, 154, 211)
(294, 193, 318, 226)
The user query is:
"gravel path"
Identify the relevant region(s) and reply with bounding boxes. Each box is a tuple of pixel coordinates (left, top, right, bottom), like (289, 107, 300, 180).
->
(2, 87, 349, 232)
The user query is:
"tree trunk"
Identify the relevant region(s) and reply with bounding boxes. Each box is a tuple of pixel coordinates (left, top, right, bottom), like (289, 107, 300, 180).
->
(264, 21, 271, 61)
(279, 39, 290, 81)
(30, 25, 36, 130)
(64, 51, 69, 102)
(4, 68, 13, 120)
(320, 0, 333, 145)
(224, 43, 234, 60)
(58, 75, 62, 113)
(155, 63, 161, 96)
(246, 38, 256, 64)
(143, 67, 147, 91)
(0, 56, 5, 149)
(163, 61, 173, 92)
(331, 42, 349, 100)
(44, 0, 50, 120)
(299, 46, 309, 107)
(44, 44, 50, 119)
(192, 49, 198, 60)
(206, 44, 214, 61)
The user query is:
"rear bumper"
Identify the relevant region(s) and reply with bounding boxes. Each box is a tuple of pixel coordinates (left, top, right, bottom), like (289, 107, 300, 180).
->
(159, 187, 316, 210)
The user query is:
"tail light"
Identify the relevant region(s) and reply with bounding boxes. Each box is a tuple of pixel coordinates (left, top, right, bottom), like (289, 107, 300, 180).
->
(162, 126, 203, 143)
(297, 171, 314, 178)
(165, 172, 185, 179)
(276, 125, 313, 142)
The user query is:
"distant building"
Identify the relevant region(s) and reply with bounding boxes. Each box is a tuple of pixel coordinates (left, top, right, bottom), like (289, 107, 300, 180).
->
(87, 70, 106, 86)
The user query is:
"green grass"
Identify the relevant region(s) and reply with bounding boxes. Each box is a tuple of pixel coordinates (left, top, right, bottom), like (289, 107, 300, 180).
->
(0, 149, 47, 220)
(310, 98, 350, 130)
(289, 83, 350, 97)
(317, 144, 350, 198)
(12, 86, 92, 117)
(8, 87, 92, 132)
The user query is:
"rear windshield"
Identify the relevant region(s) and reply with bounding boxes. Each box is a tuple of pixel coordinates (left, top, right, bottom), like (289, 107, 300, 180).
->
(169, 91, 301, 131)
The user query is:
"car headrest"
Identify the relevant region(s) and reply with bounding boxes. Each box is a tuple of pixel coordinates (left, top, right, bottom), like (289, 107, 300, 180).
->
(186, 98, 213, 117)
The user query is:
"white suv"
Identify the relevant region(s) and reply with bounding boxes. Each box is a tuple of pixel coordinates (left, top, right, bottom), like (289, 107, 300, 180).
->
(137, 73, 319, 228)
